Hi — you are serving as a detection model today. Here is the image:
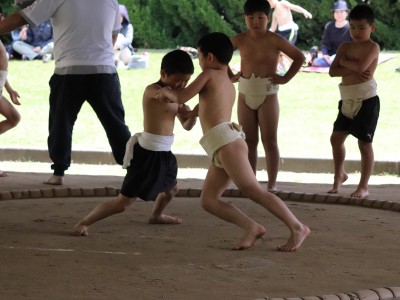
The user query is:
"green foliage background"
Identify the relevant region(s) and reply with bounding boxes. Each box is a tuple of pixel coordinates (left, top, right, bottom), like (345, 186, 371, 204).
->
(125, 0, 400, 50)
(1, 0, 399, 49)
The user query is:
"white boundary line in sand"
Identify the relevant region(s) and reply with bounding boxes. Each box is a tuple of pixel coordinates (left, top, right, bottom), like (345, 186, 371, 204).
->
(2, 246, 144, 256)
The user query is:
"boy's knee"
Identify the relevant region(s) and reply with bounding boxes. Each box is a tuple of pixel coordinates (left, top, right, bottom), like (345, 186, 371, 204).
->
(261, 137, 277, 148)
(200, 197, 214, 213)
(358, 140, 373, 153)
(9, 111, 21, 127)
(164, 185, 179, 199)
(115, 197, 133, 212)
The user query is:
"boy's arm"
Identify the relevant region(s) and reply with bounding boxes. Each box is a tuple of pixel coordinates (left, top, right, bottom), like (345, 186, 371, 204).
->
(339, 43, 379, 73)
(157, 71, 210, 104)
(329, 44, 356, 78)
(329, 44, 348, 77)
(269, 13, 278, 32)
(270, 38, 305, 84)
(228, 37, 241, 82)
(177, 104, 198, 131)
(282, 1, 312, 19)
(4, 80, 21, 105)
(227, 65, 241, 83)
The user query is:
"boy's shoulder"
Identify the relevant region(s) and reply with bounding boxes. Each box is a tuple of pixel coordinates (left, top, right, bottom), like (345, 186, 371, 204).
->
(345, 39, 379, 51)
(275, 0, 293, 11)
(234, 30, 277, 42)
(232, 31, 249, 41)
(146, 81, 163, 91)
(143, 81, 163, 99)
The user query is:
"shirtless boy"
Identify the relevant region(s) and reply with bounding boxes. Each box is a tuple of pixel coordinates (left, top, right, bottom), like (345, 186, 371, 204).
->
(157, 32, 309, 251)
(328, 4, 379, 198)
(268, 0, 311, 72)
(0, 32, 21, 177)
(73, 50, 198, 236)
(268, 0, 312, 45)
(231, 0, 305, 191)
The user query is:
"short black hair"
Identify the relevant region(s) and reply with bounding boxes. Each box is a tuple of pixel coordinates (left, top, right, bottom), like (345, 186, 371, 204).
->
(244, 0, 271, 15)
(349, 4, 375, 25)
(161, 50, 194, 75)
(197, 32, 233, 65)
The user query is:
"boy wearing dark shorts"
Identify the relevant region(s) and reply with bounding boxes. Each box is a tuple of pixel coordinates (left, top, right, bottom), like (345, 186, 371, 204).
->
(328, 4, 379, 198)
(73, 50, 198, 236)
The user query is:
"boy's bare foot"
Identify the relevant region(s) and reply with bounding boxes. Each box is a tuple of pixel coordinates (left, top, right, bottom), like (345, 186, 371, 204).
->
(0, 170, 8, 177)
(72, 223, 89, 236)
(43, 175, 64, 185)
(149, 214, 182, 224)
(328, 173, 348, 193)
(350, 187, 369, 199)
(233, 224, 266, 250)
(277, 224, 310, 252)
(267, 182, 278, 192)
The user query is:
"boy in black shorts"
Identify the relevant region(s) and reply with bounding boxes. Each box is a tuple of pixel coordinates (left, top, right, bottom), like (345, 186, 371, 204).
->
(327, 4, 379, 198)
(73, 50, 198, 236)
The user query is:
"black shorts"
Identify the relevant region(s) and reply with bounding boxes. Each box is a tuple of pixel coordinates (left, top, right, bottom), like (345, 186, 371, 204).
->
(276, 28, 297, 44)
(120, 143, 178, 201)
(333, 96, 380, 143)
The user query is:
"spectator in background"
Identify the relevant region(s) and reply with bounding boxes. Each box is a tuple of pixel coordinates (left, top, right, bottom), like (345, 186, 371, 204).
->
(12, 19, 53, 61)
(114, 4, 134, 67)
(312, 0, 352, 67)
(5, 27, 24, 59)
(268, 0, 312, 45)
(268, 0, 312, 73)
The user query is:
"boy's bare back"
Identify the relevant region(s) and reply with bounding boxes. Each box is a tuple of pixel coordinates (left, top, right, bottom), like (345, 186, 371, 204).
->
(196, 69, 235, 133)
(143, 82, 181, 136)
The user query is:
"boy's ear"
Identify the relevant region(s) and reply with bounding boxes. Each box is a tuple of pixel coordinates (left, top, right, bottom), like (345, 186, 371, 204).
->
(160, 69, 167, 79)
(207, 52, 214, 62)
(370, 23, 376, 32)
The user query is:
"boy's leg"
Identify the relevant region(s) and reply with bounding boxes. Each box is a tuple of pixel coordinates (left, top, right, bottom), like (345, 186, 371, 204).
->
(72, 194, 136, 236)
(219, 139, 310, 251)
(149, 185, 182, 224)
(0, 96, 21, 134)
(328, 131, 349, 193)
(237, 94, 259, 173)
(258, 94, 280, 191)
(201, 163, 266, 250)
(350, 140, 373, 198)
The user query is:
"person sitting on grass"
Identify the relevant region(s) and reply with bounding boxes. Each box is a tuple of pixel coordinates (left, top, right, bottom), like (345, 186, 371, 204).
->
(72, 50, 198, 236)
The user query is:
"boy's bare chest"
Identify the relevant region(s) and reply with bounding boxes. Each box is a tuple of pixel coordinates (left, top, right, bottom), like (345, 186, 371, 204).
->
(345, 45, 369, 61)
(240, 42, 278, 62)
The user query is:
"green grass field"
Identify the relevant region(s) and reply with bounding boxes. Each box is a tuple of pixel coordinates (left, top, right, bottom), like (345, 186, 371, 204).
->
(1, 50, 399, 162)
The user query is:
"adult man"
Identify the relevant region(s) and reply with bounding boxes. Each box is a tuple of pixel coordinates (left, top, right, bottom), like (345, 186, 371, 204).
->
(0, 0, 131, 184)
